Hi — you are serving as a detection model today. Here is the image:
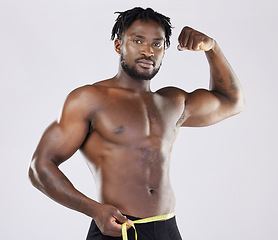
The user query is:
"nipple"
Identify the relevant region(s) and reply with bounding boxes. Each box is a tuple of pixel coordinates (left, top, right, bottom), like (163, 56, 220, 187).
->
(114, 126, 125, 135)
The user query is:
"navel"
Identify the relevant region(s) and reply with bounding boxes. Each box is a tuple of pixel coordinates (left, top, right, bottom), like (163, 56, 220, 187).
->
(149, 189, 155, 194)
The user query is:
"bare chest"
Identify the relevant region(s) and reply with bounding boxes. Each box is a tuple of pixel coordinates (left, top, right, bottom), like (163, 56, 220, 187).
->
(92, 92, 183, 145)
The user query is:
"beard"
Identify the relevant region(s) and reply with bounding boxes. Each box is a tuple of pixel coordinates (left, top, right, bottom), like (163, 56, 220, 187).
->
(120, 54, 161, 81)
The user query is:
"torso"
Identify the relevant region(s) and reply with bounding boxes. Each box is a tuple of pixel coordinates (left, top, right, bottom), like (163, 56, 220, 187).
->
(80, 80, 186, 218)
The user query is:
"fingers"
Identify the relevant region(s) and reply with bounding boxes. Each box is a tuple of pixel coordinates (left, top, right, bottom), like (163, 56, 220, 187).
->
(98, 216, 123, 237)
(178, 27, 190, 50)
(178, 26, 202, 51)
(104, 211, 133, 236)
(113, 210, 133, 225)
(114, 210, 133, 232)
(178, 26, 213, 52)
(106, 221, 123, 237)
(95, 205, 133, 237)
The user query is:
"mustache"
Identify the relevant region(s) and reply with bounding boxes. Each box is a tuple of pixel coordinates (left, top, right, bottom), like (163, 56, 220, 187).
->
(135, 56, 156, 66)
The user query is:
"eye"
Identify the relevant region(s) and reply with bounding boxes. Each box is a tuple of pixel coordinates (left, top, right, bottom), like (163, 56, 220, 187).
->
(133, 39, 142, 44)
(153, 42, 162, 48)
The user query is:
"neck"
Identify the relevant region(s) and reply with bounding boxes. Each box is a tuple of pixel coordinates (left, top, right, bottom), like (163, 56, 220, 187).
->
(114, 67, 151, 93)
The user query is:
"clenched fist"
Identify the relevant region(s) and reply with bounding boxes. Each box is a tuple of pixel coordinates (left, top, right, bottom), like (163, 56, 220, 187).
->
(178, 26, 215, 52)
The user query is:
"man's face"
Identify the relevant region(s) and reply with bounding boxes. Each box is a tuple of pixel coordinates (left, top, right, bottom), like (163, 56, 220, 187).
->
(116, 19, 166, 80)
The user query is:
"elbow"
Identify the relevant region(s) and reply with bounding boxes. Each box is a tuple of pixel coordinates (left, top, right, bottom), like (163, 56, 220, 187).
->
(28, 159, 39, 188)
(28, 154, 58, 192)
(28, 155, 46, 190)
(237, 95, 246, 113)
(232, 96, 246, 115)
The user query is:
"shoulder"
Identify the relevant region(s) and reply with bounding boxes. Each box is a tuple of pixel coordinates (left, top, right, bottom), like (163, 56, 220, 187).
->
(68, 83, 103, 99)
(66, 81, 110, 105)
(61, 82, 109, 120)
(156, 86, 188, 100)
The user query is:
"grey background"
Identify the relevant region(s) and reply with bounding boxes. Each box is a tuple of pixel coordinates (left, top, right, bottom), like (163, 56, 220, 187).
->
(1, 0, 277, 239)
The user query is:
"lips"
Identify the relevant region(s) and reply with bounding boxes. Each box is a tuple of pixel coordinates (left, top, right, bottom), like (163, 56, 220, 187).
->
(136, 59, 154, 69)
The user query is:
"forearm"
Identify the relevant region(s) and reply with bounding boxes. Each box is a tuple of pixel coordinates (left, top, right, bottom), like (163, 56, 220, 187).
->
(206, 42, 245, 107)
(28, 158, 100, 218)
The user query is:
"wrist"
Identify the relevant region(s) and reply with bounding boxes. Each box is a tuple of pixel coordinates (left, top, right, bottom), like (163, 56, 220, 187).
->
(206, 40, 218, 53)
(79, 197, 101, 218)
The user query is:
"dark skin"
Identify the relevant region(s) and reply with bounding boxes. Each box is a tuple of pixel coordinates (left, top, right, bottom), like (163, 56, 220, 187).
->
(29, 20, 245, 237)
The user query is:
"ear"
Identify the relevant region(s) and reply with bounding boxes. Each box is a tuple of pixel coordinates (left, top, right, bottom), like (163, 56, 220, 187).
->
(114, 38, 122, 54)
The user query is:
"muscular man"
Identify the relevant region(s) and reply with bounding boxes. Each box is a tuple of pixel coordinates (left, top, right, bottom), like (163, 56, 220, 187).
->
(29, 7, 245, 240)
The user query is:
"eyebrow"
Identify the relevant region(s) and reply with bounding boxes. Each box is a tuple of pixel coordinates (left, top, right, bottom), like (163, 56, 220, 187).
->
(131, 34, 164, 41)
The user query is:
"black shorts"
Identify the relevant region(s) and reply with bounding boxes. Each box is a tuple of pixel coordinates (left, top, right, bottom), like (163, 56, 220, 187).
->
(86, 214, 182, 240)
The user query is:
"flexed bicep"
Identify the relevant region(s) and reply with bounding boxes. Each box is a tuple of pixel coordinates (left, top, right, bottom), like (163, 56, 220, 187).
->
(181, 89, 234, 127)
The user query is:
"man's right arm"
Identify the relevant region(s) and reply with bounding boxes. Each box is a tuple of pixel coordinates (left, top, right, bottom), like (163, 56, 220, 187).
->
(28, 86, 132, 237)
(29, 86, 99, 215)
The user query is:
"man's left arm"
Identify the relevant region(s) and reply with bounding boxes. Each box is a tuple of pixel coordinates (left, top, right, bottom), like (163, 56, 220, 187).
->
(178, 27, 245, 127)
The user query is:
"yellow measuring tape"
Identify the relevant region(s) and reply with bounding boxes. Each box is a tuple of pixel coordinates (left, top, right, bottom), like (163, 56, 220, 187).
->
(121, 212, 175, 240)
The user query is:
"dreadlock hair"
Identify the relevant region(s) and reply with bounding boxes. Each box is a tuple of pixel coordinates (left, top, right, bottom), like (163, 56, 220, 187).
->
(111, 7, 173, 48)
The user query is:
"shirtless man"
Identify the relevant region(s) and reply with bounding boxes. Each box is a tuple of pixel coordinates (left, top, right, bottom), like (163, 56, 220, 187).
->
(29, 7, 245, 240)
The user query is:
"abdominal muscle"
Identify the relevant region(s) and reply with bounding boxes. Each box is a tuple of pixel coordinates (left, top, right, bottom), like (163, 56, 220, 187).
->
(81, 134, 176, 218)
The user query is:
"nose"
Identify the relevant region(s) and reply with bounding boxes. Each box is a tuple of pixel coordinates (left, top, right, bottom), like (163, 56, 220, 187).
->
(141, 44, 154, 57)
